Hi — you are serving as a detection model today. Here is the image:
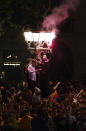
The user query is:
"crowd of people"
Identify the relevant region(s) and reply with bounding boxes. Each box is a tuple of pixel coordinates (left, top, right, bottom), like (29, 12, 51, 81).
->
(0, 78, 86, 131)
(0, 58, 86, 131)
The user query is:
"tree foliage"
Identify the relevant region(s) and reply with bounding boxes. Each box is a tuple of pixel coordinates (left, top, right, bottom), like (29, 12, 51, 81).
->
(0, 0, 60, 37)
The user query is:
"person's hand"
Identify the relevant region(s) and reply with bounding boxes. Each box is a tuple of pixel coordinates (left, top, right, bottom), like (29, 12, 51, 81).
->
(53, 81, 61, 90)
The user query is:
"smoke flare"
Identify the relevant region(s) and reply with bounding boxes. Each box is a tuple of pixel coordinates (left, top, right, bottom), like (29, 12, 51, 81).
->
(42, 0, 80, 34)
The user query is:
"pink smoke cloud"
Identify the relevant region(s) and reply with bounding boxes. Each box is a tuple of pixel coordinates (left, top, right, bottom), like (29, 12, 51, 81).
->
(42, 0, 80, 33)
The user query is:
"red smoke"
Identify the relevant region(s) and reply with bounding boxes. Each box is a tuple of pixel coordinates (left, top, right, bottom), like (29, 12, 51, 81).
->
(42, 0, 79, 34)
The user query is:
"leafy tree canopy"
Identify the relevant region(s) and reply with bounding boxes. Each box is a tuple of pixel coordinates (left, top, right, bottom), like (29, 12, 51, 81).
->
(0, 0, 60, 37)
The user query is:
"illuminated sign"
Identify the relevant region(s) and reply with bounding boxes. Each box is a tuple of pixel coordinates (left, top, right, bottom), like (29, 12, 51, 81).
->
(24, 32, 56, 46)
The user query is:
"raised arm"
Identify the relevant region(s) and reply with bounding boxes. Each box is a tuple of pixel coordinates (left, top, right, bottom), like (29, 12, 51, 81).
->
(53, 81, 61, 90)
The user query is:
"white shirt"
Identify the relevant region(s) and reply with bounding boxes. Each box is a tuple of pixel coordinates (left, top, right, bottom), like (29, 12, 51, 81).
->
(28, 64, 36, 81)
